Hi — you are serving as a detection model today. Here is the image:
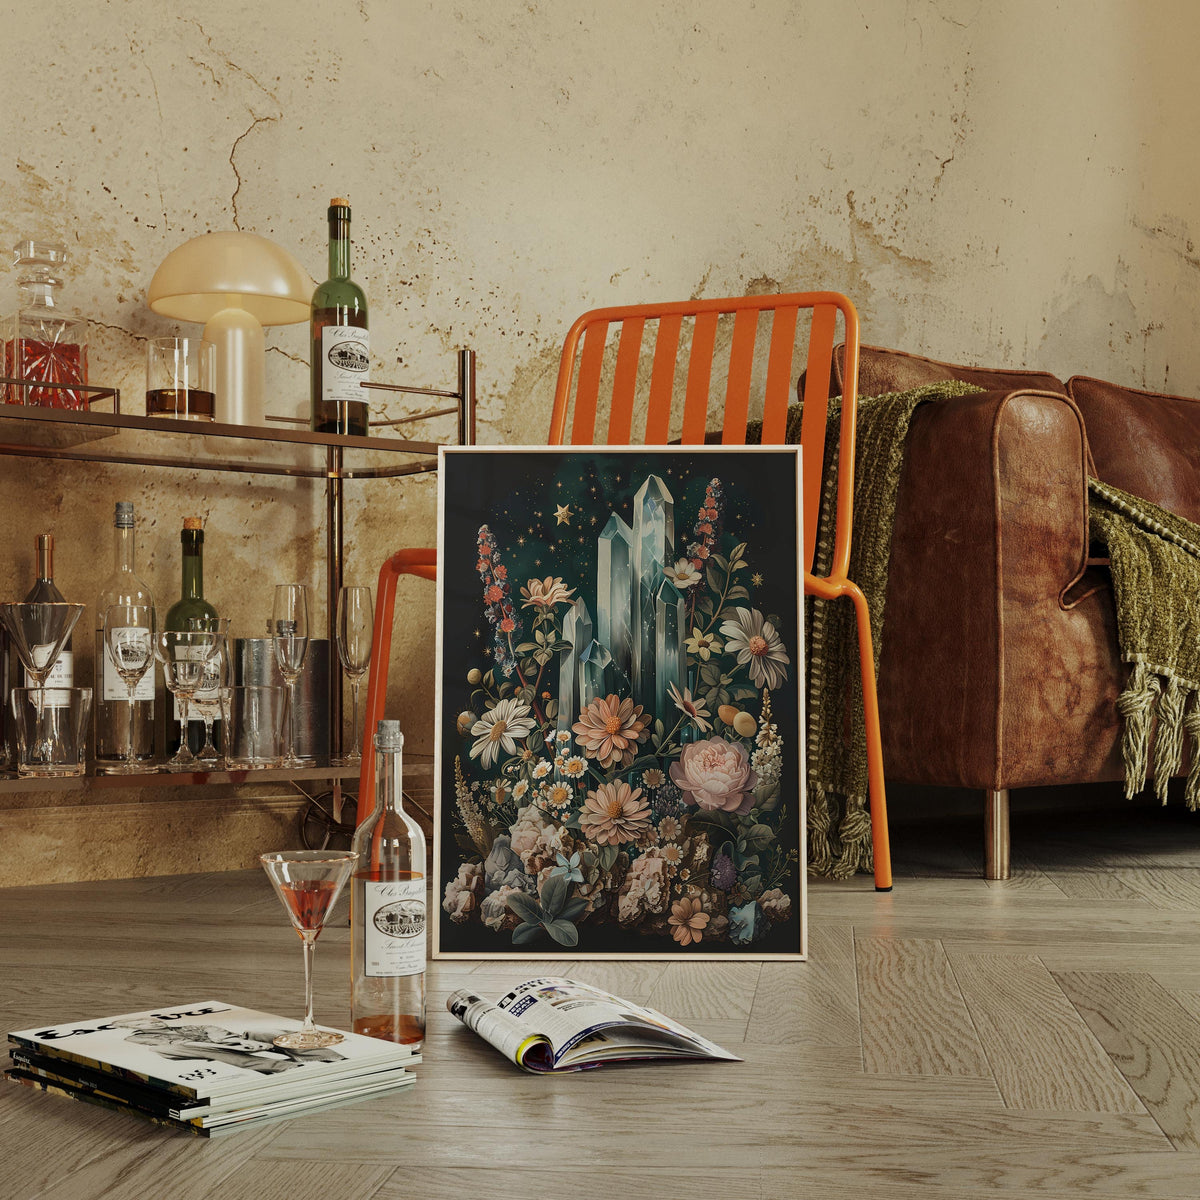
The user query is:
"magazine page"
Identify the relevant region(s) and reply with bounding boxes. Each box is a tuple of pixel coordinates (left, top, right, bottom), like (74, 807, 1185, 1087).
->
(9, 1000, 417, 1100)
(447, 977, 740, 1071)
(446, 989, 555, 1071)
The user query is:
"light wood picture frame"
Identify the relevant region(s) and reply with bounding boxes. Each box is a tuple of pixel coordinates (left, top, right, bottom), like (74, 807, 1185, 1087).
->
(433, 446, 805, 960)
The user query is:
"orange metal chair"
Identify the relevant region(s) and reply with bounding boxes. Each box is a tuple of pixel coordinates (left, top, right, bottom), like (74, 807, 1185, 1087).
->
(356, 292, 892, 890)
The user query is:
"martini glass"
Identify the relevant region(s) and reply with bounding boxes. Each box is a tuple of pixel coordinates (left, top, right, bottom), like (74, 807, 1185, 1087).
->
(0, 601, 85, 762)
(155, 629, 219, 769)
(260, 849, 356, 1049)
(102, 603, 156, 773)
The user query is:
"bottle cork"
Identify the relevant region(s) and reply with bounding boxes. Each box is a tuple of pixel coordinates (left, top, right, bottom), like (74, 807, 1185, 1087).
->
(183, 517, 203, 531)
(330, 197, 349, 207)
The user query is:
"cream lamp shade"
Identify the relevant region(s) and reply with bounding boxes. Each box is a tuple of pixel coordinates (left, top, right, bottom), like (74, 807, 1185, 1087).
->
(147, 231, 314, 426)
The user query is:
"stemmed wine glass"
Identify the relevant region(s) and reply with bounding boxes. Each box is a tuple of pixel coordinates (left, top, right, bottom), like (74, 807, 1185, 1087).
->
(336, 585, 373, 764)
(102, 603, 156, 774)
(259, 849, 356, 1049)
(0, 601, 85, 762)
(272, 584, 309, 769)
(187, 617, 231, 767)
(155, 629, 219, 770)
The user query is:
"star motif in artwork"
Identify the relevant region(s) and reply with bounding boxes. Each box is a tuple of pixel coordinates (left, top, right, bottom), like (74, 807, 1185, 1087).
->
(554, 504, 573, 526)
(517, 536, 526, 546)
(752, 572, 764, 586)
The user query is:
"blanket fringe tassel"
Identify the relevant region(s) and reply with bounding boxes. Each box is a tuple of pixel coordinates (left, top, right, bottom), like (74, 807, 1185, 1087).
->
(1153, 676, 1188, 803)
(1117, 661, 1159, 800)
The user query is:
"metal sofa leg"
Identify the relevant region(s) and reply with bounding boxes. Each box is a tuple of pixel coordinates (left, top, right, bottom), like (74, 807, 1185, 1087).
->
(985, 788, 1011, 880)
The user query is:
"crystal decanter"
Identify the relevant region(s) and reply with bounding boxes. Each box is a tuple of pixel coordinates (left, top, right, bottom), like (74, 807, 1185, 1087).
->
(5, 239, 89, 409)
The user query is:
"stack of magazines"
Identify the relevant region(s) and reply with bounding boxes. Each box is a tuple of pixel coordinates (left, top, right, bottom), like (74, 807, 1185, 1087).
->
(5, 1000, 419, 1136)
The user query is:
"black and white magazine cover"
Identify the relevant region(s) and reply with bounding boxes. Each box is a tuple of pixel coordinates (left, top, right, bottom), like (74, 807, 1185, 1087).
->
(9, 1000, 418, 1102)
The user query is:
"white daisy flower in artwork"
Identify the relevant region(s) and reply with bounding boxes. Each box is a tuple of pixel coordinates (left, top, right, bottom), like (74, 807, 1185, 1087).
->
(562, 756, 588, 779)
(468, 698, 536, 768)
(556, 730, 572, 744)
(719, 607, 790, 690)
(513, 780, 530, 801)
(663, 558, 702, 589)
(532, 760, 553, 780)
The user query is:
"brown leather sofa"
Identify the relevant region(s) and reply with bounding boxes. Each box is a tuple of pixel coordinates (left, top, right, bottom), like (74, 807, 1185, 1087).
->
(836, 346, 1194, 878)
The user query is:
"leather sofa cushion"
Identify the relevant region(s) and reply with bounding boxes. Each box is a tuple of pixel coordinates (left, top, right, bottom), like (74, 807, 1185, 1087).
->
(1068, 376, 1200, 526)
(833, 344, 1066, 398)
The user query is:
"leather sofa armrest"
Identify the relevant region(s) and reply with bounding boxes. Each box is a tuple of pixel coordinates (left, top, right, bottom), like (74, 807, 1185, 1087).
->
(877, 388, 1091, 788)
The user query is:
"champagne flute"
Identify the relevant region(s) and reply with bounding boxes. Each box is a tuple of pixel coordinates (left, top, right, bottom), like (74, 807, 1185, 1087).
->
(187, 616, 231, 767)
(259, 849, 356, 1049)
(336, 585, 373, 764)
(272, 584, 309, 769)
(102, 603, 155, 774)
(155, 629, 218, 770)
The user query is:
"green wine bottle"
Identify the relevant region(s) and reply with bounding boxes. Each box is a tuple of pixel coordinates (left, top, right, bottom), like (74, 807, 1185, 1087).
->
(310, 197, 369, 437)
(165, 517, 218, 755)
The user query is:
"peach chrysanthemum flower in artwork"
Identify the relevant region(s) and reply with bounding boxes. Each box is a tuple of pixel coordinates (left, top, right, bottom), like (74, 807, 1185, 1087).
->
(571, 694, 650, 769)
(668, 896, 710, 945)
(520, 576, 576, 609)
(579, 780, 652, 845)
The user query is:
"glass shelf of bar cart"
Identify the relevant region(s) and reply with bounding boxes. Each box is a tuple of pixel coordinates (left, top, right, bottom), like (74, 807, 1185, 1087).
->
(0, 352, 475, 791)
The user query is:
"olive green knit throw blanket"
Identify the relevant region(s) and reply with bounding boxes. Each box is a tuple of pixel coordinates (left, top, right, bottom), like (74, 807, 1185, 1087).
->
(1088, 477, 1200, 808)
(752, 380, 982, 878)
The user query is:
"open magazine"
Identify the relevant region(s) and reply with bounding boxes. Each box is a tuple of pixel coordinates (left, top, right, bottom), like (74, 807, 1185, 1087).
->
(446, 977, 741, 1073)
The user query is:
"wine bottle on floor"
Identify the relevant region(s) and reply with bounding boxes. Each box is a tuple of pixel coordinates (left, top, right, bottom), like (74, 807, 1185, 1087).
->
(94, 502, 156, 769)
(351, 722, 426, 1047)
(310, 197, 370, 437)
(164, 517, 218, 757)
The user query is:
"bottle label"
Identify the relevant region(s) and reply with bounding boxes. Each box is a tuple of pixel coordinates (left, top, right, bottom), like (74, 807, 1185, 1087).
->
(101, 633, 155, 701)
(26, 647, 72, 707)
(321, 326, 370, 404)
(363, 879, 425, 978)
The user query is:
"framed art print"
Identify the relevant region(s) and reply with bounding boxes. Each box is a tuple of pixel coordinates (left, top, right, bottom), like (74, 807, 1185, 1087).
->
(434, 446, 804, 960)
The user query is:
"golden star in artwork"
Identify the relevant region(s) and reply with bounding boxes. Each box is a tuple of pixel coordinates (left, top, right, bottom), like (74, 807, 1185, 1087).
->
(554, 504, 573, 526)
(752, 572, 764, 587)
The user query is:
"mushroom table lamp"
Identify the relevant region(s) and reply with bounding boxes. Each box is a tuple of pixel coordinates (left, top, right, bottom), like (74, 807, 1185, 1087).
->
(147, 232, 314, 426)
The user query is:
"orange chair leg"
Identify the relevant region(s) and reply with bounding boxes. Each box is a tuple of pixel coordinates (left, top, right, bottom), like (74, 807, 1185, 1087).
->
(355, 549, 437, 827)
(847, 581, 892, 891)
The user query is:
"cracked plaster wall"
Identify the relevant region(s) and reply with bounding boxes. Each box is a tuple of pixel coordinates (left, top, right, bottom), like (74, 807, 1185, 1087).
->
(1, 0, 1198, 874)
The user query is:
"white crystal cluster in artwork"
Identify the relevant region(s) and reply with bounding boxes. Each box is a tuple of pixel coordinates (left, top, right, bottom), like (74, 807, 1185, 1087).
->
(556, 473, 686, 734)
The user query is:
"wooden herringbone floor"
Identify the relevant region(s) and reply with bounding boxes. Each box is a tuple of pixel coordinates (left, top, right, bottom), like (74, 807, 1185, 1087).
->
(5, 798, 1200, 1197)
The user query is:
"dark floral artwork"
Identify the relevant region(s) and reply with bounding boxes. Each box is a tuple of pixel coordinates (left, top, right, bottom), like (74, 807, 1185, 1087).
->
(436, 448, 803, 958)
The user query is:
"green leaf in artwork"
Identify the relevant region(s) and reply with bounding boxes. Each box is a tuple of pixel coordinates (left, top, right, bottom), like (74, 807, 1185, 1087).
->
(597, 843, 619, 871)
(545, 699, 559, 719)
(742, 823, 775, 851)
(655, 718, 666, 739)
(730, 541, 748, 561)
(727, 585, 750, 602)
(706, 561, 723, 592)
(544, 918, 580, 947)
(505, 891, 541, 923)
(515, 642, 539, 654)
(700, 661, 720, 685)
(551, 640, 572, 652)
(711, 554, 729, 572)
(560, 897, 589, 922)
(512, 922, 544, 946)
(540, 873, 569, 917)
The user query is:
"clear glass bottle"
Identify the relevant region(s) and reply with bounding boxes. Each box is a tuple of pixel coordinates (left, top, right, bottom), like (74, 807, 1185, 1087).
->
(5, 240, 89, 409)
(310, 198, 369, 437)
(94, 503, 156, 768)
(164, 517, 218, 755)
(351, 721, 426, 1047)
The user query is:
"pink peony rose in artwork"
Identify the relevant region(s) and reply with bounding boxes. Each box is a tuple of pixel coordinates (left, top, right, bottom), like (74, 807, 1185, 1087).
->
(669, 736, 759, 815)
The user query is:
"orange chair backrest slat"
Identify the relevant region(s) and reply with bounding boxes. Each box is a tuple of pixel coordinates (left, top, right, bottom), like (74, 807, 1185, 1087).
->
(549, 292, 860, 581)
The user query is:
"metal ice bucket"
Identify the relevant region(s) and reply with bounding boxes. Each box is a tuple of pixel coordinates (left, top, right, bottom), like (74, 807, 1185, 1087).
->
(233, 637, 330, 761)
